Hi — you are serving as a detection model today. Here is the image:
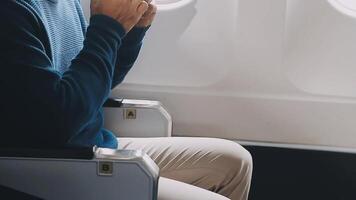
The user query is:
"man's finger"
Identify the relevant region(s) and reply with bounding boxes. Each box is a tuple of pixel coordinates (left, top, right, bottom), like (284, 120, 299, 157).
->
(136, 2, 156, 27)
(151, 4, 157, 14)
(143, 0, 153, 4)
(137, 1, 149, 14)
(141, 4, 154, 17)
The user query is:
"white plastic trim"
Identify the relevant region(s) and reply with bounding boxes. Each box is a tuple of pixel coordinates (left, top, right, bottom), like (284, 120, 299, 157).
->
(156, 0, 195, 11)
(112, 99, 173, 137)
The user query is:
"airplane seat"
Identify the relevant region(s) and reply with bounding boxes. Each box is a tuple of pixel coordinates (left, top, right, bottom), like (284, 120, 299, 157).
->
(0, 98, 162, 200)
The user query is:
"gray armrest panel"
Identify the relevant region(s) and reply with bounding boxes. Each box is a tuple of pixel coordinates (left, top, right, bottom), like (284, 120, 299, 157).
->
(0, 147, 94, 159)
(0, 148, 159, 200)
(104, 99, 173, 137)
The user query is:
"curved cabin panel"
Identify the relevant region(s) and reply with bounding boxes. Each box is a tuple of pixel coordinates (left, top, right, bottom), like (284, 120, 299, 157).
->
(285, 0, 356, 97)
(125, 0, 238, 87)
(76, 0, 356, 149)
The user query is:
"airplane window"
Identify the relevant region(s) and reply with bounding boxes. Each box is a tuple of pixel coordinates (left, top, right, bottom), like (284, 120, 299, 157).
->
(156, 0, 182, 4)
(334, 0, 356, 11)
(329, 0, 356, 16)
(286, 0, 356, 97)
(155, 0, 195, 11)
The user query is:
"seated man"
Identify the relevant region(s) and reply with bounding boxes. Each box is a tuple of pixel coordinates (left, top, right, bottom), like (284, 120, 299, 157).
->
(0, 0, 252, 199)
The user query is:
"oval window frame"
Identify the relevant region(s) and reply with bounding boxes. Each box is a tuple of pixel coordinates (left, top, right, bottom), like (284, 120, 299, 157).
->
(155, 0, 195, 11)
(328, 0, 356, 17)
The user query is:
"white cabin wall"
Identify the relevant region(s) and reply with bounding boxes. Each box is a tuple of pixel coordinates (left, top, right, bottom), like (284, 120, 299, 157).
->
(285, 0, 356, 97)
(80, 0, 356, 149)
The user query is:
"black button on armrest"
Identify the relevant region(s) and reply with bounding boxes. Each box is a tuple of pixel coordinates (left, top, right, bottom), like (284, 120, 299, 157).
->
(103, 98, 123, 108)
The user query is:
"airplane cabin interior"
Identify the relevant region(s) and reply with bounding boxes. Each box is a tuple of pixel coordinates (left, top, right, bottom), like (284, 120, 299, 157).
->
(1, 0, 356, 199)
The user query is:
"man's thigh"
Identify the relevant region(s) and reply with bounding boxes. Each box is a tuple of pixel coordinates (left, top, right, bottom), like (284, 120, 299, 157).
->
(118, 137, 252, 186)
(158, 177, 230, 200)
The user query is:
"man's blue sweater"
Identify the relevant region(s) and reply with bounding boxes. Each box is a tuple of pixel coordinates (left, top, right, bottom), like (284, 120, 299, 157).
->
(0, 0, 148, 148)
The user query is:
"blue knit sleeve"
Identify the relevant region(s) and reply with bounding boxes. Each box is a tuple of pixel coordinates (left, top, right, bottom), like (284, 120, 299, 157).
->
(0, 1, 125, 147)
(112, 27, 150, 88)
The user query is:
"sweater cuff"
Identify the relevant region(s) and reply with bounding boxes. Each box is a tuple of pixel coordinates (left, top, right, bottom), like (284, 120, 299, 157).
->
(89, 15, 126, 39)
(121, 26, 150, 47)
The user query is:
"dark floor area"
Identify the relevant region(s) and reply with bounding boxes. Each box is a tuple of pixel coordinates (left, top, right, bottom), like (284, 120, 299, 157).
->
(244, 146, 356, 200)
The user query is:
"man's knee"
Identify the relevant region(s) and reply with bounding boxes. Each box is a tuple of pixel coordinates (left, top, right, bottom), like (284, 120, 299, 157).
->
(234, 144, 253, 182)
(212, 139, 253, 179)
(232, 142, 253, 174)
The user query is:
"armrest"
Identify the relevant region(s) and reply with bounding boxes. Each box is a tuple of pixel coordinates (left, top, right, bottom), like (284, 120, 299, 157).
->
(0, 147, 159, 200)
(0, 147, 94, 159)
(103, 98, 172, 137)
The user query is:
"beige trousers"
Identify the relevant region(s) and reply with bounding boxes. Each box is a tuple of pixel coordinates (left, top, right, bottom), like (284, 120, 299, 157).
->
(119, 137, 253, 200)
